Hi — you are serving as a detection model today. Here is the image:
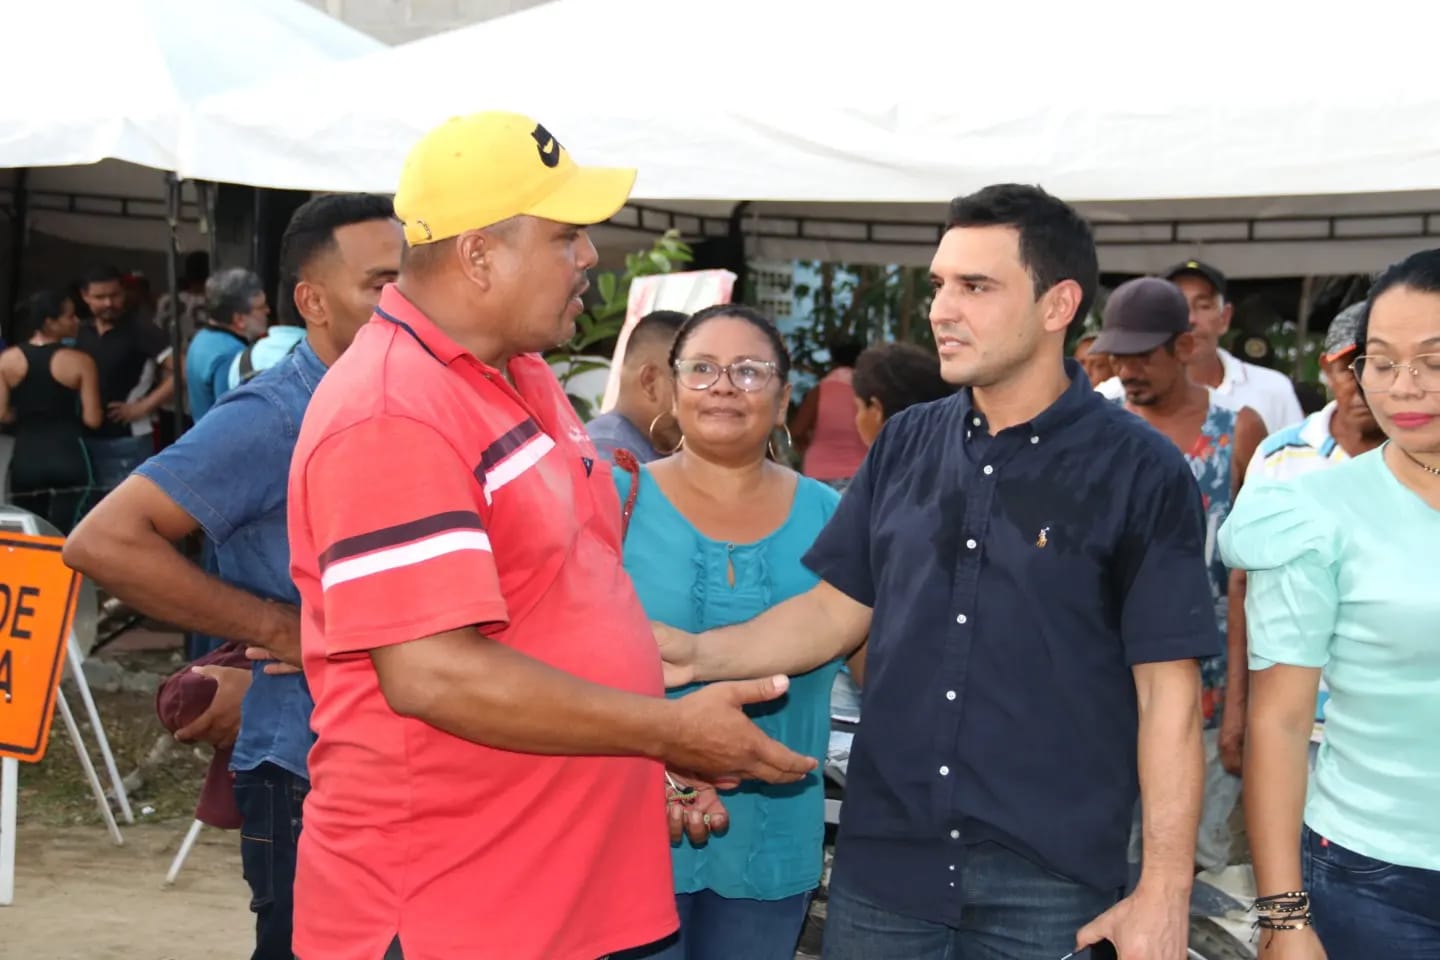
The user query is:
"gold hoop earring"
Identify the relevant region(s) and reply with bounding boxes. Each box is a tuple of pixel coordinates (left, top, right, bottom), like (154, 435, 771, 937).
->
(649, 412, 682, 456)
(768, 424, 794, 462)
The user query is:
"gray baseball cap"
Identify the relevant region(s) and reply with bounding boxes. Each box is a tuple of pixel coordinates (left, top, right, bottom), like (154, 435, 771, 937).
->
(1092, 277, 1191, 355)
(1322, 302, 1366, 363)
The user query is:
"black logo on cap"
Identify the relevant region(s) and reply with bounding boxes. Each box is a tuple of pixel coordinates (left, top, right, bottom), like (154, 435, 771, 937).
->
(531, 124, 562, 168)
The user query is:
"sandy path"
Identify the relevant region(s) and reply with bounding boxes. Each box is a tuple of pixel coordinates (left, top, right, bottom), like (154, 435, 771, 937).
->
(4, 821, 251, 959)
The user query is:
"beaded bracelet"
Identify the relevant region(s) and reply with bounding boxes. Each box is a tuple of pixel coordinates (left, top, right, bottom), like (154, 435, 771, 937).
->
(1254, 891, 1312, 931)
(1254, 891, 1309, 915)
(1256, 914, 1313, 931)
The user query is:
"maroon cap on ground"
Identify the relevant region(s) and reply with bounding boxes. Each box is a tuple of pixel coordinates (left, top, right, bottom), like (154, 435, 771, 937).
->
(155, 644, 250, 829)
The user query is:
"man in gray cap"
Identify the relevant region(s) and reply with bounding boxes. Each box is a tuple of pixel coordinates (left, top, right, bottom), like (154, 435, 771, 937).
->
(1248, 301, 1383, 482)
(1096, 262, 1305, 433)
(1094, 277, 1266, 873)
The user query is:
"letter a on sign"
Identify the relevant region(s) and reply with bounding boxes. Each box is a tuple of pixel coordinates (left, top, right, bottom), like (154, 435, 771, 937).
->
(0, 532, 79, 762)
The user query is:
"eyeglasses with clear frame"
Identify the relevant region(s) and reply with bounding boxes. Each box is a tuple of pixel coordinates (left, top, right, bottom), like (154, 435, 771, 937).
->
(674, 358, 779, 393)
(1348, 353, 1440, 393)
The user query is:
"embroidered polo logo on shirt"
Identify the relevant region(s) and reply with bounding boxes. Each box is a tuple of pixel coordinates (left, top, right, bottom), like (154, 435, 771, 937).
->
(1036, 526, 1051, 548)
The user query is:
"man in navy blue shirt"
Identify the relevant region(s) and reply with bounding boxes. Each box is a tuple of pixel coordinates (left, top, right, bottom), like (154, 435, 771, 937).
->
(65, 194, 403, 960)
(660, 185, 1218, 960)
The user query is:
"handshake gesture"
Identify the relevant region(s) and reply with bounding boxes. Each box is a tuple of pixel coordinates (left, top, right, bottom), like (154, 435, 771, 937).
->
(654, 624, 817, 846)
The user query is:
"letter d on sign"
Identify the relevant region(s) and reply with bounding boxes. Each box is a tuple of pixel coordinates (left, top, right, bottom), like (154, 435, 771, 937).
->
(0, 533, 80, 763)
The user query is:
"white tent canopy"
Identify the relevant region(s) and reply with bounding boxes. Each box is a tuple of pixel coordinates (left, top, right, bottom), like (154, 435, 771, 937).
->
(2, 0, 381, 172)
(183, 0, 1440, 277)
(0, 0, 384, 311)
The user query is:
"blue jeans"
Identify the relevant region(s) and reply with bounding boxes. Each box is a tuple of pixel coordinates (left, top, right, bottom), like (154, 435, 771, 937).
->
(234, 763, 309, 960)
(83, 435, 151, 496)
(823, 841, 1120, 960)
(1303, 825, 1440, 958)
(613, 889, 811, 960)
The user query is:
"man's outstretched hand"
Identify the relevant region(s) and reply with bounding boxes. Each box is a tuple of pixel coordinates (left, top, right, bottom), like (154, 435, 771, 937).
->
(662, 675, 816, 785)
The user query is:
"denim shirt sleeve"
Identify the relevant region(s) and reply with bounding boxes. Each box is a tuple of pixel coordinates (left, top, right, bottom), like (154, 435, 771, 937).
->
(801, 422, 884, 607)
(134, 388, 291, 545)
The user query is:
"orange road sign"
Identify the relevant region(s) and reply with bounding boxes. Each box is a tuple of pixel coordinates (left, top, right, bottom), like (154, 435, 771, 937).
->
(0, 533, 80, 762)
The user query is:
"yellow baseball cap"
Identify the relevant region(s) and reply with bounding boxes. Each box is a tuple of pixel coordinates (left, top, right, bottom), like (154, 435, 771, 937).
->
(394, 111, 637, 246)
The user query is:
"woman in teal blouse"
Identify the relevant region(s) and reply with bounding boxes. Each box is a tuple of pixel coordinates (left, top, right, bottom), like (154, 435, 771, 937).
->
(613, 305, 843, 960)
(1219, 249, 1440, 958)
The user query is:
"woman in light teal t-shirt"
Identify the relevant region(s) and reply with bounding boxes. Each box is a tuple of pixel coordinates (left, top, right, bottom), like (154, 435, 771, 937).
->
(611, 305, 843, 960)
(1220, 251, 1440, 958)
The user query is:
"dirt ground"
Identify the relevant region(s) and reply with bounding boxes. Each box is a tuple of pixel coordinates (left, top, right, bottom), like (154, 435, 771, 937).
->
(4, 628, 253, 957)
(4, 630, 827, 958)
(5, 821, 252, 959)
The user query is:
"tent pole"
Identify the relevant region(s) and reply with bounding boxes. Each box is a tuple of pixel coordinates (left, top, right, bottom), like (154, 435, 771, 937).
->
(4, 168, 28, 344)
(165, 174, 185, 438)
(727, 201, 750, 301)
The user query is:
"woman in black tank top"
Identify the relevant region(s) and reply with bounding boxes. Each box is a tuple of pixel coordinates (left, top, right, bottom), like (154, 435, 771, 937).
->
(0, 292, 103, 531)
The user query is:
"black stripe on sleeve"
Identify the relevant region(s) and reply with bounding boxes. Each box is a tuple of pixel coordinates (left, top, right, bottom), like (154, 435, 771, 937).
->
(317, 509, 484, 572)
(475, 419, 542, 477)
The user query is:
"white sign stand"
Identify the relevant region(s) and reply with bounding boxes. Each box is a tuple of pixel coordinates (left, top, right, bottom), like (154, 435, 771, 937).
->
(0, 507, 127, 906)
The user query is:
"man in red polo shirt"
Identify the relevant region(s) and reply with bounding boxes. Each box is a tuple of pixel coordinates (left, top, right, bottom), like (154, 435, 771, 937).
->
(282, 112, 816, 960)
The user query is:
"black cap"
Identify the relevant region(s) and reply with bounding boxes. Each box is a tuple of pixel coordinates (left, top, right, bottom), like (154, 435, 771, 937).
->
(1163, 259, 1227, 296)
(1092, 277, 1190, 355)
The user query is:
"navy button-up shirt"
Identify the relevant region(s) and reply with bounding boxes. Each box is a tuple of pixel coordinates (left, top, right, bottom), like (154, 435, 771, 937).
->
(803, 361, 1218, 923)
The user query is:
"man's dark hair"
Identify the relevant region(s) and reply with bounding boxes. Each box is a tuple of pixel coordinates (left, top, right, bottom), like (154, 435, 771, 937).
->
(625, 310, 687, 360)
(277, 193, 396, 326)
(669, 304, 792, 379)
(852, 342, 956, 418)
(946, 184, 1098, 331)
(80, 264, 123, 291)
(826, 337, 865, 370)
(1359, 247, 1440, 351)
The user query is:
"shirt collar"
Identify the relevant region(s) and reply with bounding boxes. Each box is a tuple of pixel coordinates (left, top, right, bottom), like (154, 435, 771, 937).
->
(372, 284, 471, 366)
(1300, 401, 1338, 450)
(956, 358, 1097, 439)
(292, 337, 327, 392)
(1217, 348, 1247, 390)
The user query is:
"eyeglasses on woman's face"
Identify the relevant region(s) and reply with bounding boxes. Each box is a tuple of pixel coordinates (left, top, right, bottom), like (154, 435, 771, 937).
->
(674, 358, 779, 393)
(1349, 354, 1440, 393)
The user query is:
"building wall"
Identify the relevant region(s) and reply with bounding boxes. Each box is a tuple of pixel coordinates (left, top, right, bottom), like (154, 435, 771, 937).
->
(303, 0, 554, 44)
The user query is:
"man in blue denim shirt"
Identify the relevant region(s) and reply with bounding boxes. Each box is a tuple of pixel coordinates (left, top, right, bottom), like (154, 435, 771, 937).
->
(65, 194, 403, 960)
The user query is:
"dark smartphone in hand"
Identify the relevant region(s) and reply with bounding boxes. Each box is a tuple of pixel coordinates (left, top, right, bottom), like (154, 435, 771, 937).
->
(1088, 940, 1118, 960)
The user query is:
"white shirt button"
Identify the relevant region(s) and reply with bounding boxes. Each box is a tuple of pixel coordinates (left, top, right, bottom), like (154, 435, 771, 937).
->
(945, 690, 957, 701)
(956, 613, 968, 624)
(965, 538, 977, 550)
(949, 881, 956, 888)
(1030, 435, 1040, 444)
(950, 829, 960, 839)
(972, 417, 981, 427)
(983, 464, 994, 475)
(939, 765, 950, 776)
(949, 864, 956, 871)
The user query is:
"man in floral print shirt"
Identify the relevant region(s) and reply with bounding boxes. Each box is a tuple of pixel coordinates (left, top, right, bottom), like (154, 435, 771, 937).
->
(1093, 277, 1265, 873)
